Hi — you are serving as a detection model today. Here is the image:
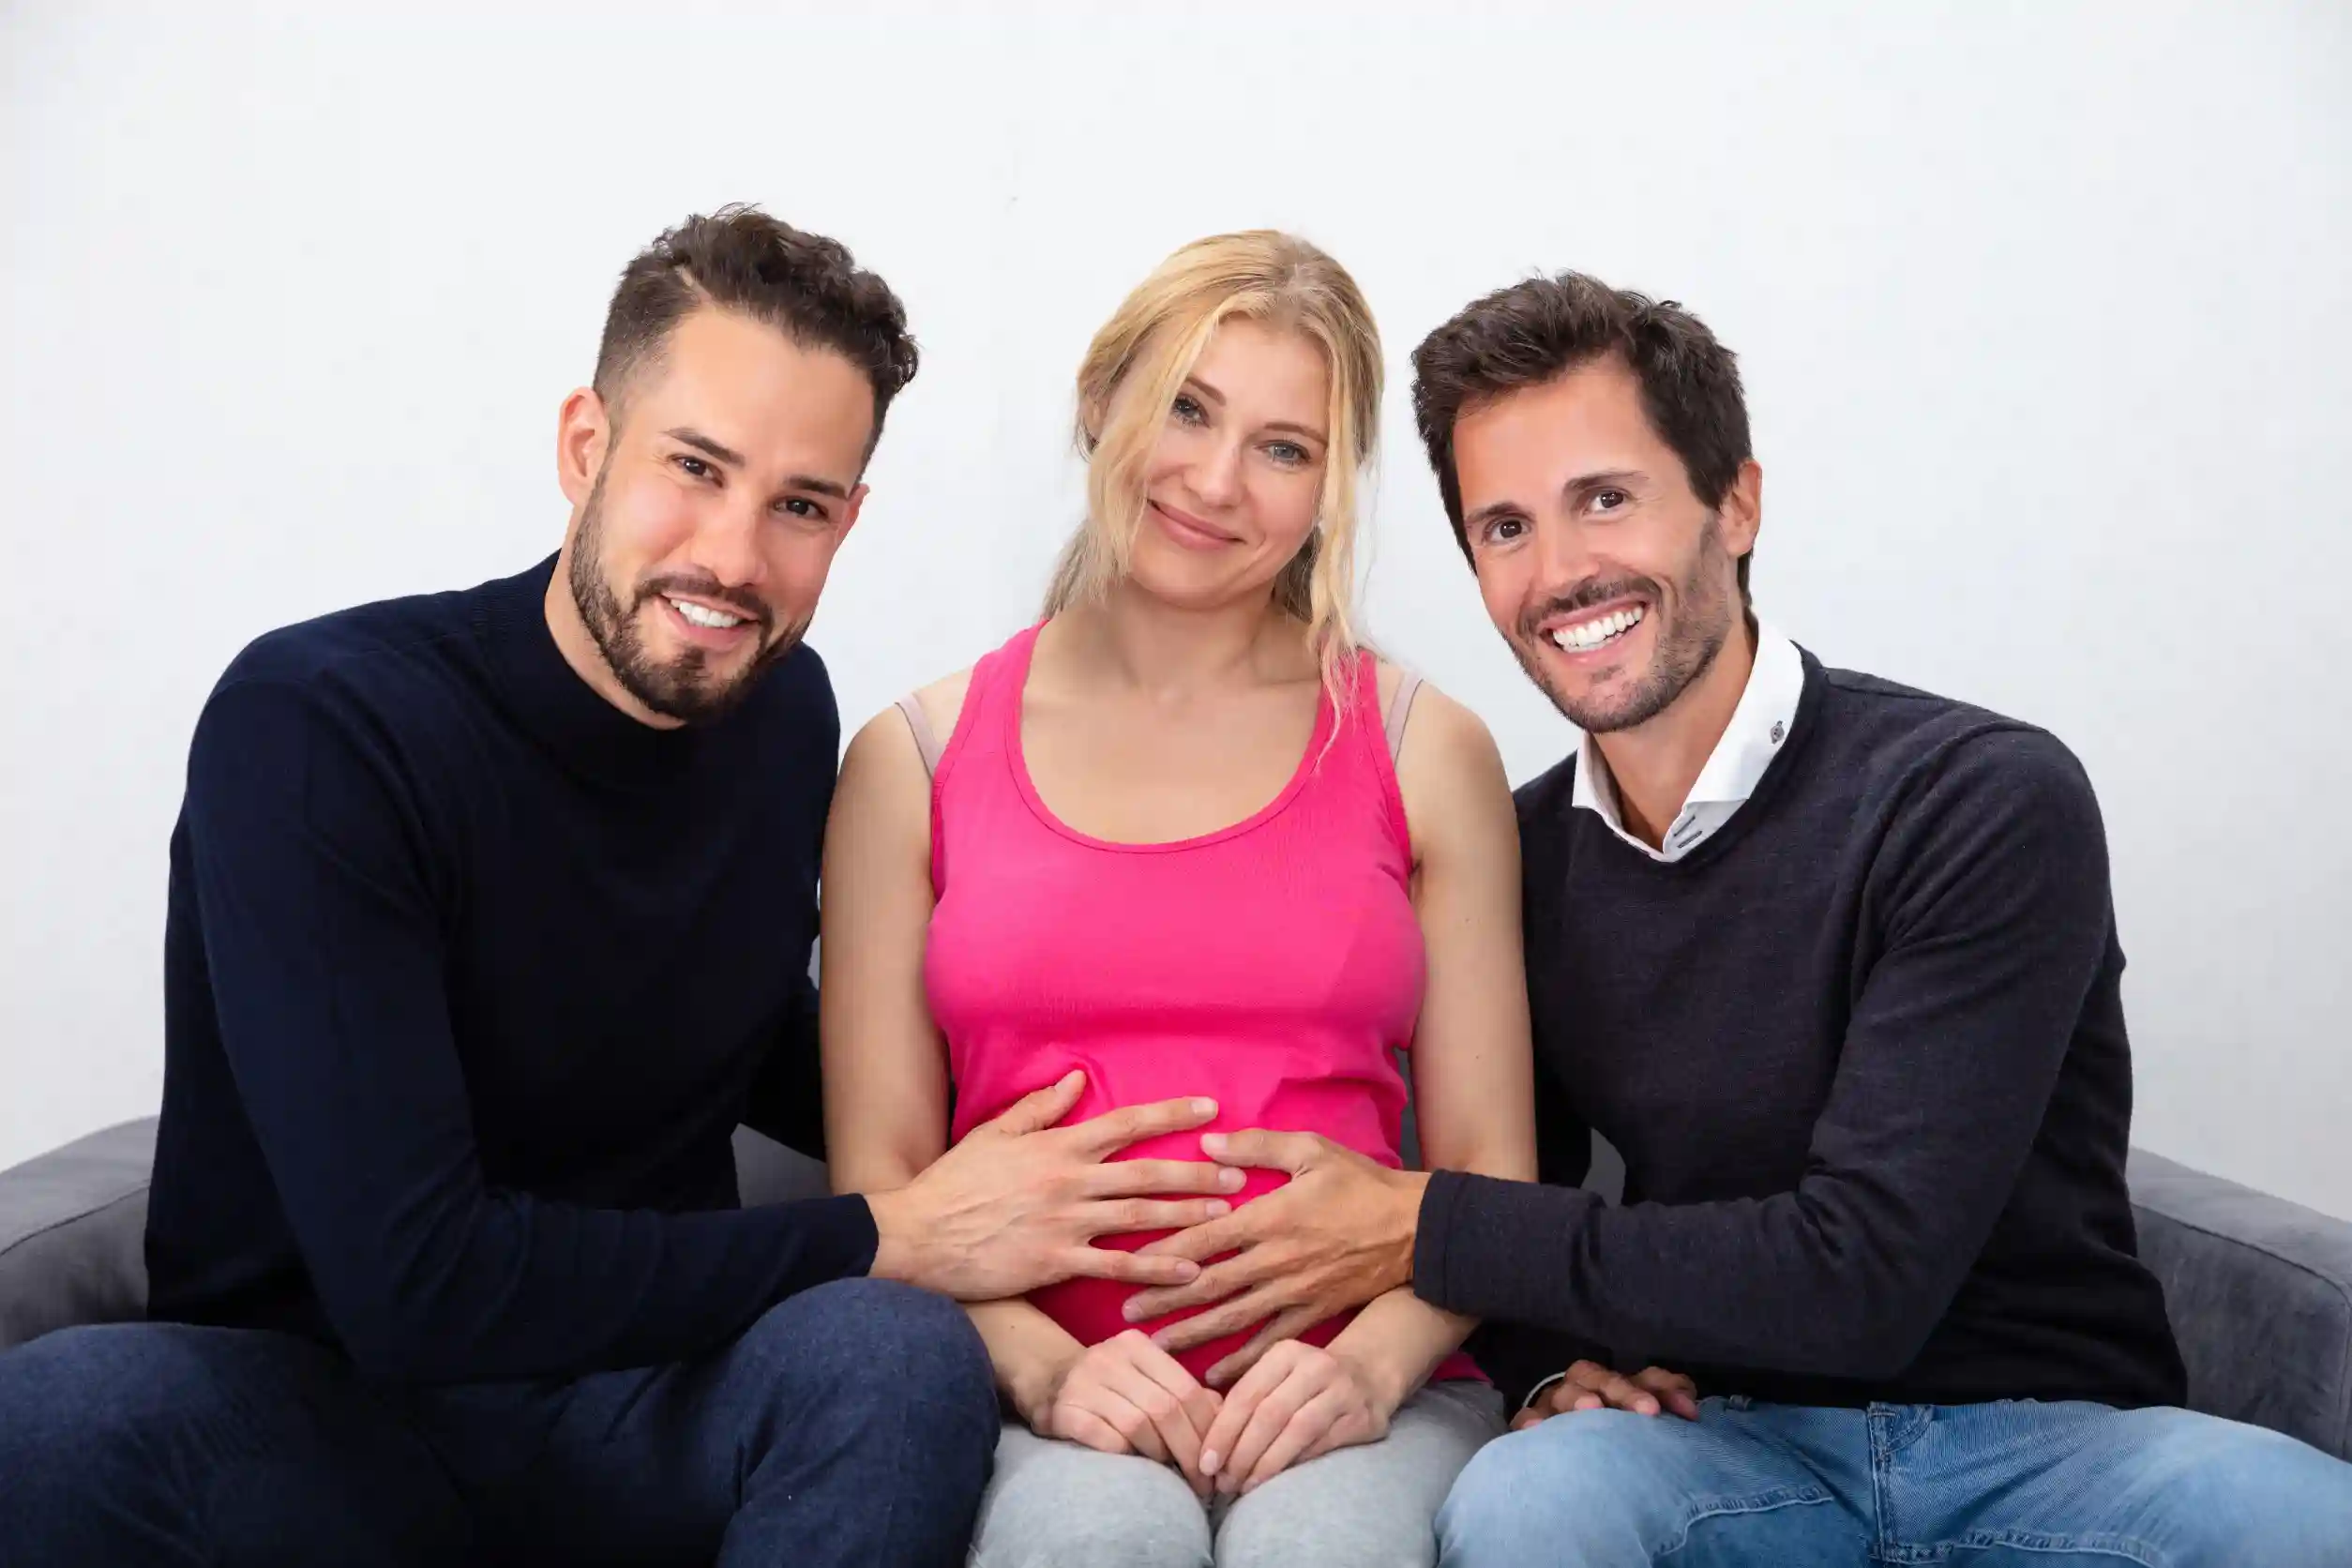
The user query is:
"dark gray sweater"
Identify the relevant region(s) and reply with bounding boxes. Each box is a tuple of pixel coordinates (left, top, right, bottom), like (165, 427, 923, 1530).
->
(1414, 651, 2186, 1411)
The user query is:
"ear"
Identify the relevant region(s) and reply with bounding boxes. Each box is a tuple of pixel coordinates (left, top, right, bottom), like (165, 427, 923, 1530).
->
(1720, 459, 1763, 563)
(556, 387, 611, 509)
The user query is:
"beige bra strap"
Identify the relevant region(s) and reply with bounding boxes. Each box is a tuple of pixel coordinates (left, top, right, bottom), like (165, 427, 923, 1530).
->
(1384, 670, 1425, 764)
(895, 694, 943, 778)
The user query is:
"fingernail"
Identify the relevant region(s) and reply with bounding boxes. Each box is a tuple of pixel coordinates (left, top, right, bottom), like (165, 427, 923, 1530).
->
(1205, 1199, 1230, 1217)
(1218, 1168, 1244, 1191)
(1123, 1301, 1145, 1321)
(1192, 1098, 1217, 1117)
(1200, 1450, 1220, 1475)
(1201, 1133, 1228, 1155)
(1176, 1260, 1199, 1280)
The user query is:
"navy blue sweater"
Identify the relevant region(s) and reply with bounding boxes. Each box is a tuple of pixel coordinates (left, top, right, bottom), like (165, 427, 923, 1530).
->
(1416, 652, 2185, 1411)
(145, 557, 877, 1384)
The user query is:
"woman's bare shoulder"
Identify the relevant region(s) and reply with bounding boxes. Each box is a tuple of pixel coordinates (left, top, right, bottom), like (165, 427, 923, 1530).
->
(1371, 660, 1495, 760)
(912, 668, 975, 743)
(841, 666, 977, 794)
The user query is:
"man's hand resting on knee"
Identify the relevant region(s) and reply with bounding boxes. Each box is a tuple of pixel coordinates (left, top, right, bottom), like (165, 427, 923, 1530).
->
(1513, 1361, 1699, 1431)
(867, 1071, 1243, 1301)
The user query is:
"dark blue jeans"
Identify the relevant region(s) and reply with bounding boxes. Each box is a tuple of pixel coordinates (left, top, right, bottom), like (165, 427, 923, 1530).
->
(0, 1277, 997, 1567)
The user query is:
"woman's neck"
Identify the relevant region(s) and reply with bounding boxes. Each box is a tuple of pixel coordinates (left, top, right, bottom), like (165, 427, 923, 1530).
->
(1050, 580, 1310, 700)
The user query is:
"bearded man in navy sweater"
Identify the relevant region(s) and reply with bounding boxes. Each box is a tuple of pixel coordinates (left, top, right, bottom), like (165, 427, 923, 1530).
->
(0, 206, 1232, 1567)
(1115, 274, 2352, 1564)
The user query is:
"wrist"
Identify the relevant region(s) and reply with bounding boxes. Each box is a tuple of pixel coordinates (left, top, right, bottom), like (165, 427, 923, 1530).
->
(864, 1187, 928, 1288)
(1329, 1338, 1413, 1421)
(1009, 1342, 1078, 1429)
(1383, 1168, 1430, 1290)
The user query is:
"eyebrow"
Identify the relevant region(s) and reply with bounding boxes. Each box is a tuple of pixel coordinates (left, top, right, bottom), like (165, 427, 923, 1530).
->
(665, 428, 745, 467)
(663, 427, 852, 500)
(1567, 467, 1648, 497)
(1181, 376, 1330, 446)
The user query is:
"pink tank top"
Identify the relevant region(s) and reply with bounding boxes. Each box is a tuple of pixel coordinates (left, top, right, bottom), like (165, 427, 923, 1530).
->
(924, 624, 1479, 1383)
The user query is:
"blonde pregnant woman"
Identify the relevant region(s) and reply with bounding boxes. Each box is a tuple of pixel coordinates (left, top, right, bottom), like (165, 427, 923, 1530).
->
(822, 232, 1537, 1568)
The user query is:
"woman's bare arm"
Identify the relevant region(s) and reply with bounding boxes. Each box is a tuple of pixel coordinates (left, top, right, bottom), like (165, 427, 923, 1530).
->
(1312, 682, 1538, 1396)
(820, 677, 1100, 1408)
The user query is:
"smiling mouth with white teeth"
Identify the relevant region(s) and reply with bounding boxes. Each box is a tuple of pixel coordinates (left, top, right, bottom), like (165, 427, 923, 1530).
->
(665, 596, 749, 632)
(1550, 604, 1647, 654)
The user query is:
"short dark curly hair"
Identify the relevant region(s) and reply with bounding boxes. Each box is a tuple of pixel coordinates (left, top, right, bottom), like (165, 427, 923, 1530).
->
(1410, 273, 1752, 599)
(593, 204, 918, 461)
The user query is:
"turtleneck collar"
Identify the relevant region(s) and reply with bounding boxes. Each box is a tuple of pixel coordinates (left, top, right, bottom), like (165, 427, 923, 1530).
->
(471, 554, 707, 791)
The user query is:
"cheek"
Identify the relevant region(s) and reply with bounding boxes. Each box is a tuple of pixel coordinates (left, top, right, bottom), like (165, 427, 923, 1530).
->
(1249, 468, 1322, 548)
(761, 528, 848, 607)
(1474, 556, 1529, 634)
(604, 475, 701, 570)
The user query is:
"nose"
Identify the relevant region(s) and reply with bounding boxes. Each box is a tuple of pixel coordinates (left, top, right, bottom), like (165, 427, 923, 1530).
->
(1186, 435, 1246, 508)
(686, 491, 768, 593)
(1531, 513, 1597, 597)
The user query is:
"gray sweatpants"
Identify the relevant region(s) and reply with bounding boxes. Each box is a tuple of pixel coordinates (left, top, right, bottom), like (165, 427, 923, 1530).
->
(969, 1380, 1504, 1568)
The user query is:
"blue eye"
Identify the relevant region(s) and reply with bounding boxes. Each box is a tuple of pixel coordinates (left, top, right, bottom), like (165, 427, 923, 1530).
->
(1266, 441, 1308, 466)
(1171, 394, 1208, 425)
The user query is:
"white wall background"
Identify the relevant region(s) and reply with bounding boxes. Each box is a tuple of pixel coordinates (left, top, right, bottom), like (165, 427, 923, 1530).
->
(5, 2, 2347, 1216)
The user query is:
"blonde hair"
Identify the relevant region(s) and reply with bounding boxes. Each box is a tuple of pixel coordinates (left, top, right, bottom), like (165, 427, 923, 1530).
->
(1043, 231, 1382, 708)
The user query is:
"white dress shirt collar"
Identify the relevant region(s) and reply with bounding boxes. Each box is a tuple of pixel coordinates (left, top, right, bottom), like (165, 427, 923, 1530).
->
(1571, 623, 1805, 863)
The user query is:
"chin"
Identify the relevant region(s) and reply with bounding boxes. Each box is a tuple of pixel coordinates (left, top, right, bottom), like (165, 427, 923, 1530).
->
(1124, 559, 1230, 612)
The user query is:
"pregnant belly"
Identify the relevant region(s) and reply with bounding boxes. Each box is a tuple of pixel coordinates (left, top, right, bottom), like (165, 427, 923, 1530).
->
(1028, 1167, 1360, 1382)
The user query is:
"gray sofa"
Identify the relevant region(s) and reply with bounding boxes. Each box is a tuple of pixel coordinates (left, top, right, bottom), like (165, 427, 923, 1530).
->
(4, 1119, 2349, 1463)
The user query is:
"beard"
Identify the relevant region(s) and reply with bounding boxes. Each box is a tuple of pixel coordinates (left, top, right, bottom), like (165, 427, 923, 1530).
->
(1511, 513, 1739, 734)
(566, 465, 805, 726)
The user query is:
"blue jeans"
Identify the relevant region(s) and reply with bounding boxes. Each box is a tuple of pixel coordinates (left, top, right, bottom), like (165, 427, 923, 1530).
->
(1437, 1395, 2352, 1566)
(0, 1277, 997, 1567)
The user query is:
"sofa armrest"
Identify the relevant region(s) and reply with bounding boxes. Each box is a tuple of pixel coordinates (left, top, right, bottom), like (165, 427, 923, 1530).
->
(2129, 1146, 2352, 1460)
(0, 1118, 158, 1352)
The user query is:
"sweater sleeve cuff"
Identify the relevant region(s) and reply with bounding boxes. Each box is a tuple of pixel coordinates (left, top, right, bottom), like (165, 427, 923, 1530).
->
(1413, 1168, 1597, 1323)
(769, 1192, 882, 1290)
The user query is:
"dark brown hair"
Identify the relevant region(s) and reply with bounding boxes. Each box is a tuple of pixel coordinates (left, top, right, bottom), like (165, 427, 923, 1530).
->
(1410, 272, 1752, 598)
(593, 204, 918, 460)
